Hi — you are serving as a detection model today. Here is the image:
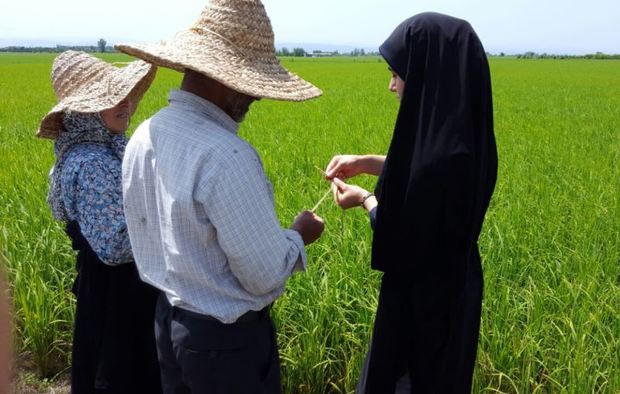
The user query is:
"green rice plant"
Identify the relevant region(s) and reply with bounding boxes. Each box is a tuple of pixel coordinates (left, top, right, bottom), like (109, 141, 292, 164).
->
(0, 54, 618, 392)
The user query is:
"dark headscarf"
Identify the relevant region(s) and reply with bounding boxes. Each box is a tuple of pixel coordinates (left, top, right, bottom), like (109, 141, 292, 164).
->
(372, 12, 497, 279)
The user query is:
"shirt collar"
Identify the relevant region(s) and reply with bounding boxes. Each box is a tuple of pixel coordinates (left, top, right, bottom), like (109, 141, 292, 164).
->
(168, 90, 240, 135)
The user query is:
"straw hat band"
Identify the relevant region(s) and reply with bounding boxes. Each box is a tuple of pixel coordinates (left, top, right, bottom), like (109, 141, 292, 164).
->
(175, 30, 291, 77)
(190, 27, 246, 56)
(188, 26, 278, 66)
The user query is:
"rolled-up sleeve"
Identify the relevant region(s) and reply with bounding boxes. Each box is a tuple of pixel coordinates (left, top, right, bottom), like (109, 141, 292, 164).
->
(202, 150, 306, 296)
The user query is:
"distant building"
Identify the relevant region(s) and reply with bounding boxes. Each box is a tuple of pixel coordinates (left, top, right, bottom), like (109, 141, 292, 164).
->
(310, 51, 337, 57)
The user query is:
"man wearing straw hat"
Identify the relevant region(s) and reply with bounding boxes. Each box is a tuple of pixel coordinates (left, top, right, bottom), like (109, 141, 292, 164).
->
(116, 0, 324, 392)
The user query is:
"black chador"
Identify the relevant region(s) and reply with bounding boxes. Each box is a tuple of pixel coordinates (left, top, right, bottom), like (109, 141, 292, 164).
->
(365, 12, 498, 393)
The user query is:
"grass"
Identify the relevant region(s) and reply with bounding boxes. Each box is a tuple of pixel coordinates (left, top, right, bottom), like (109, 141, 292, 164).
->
(0, 53, 618, 393)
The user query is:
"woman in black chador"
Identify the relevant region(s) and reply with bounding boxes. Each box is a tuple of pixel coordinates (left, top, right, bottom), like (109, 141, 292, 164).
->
(325, 13, 498, 393)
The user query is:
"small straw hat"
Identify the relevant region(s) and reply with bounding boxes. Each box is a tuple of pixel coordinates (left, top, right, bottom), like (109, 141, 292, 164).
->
(37, 50, 157, 139)
(116, 0, 322, 102)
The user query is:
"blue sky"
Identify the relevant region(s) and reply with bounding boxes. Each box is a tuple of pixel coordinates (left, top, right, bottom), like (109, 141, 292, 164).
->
(1, 0, 618, 54)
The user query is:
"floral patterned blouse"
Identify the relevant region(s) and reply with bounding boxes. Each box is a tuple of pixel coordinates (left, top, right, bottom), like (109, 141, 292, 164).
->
(59, 142, 133, 265)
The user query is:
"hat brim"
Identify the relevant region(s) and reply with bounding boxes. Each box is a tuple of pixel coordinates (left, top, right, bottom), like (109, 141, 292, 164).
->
(115, 30, 322, 102)
(37, 60, 157, 139)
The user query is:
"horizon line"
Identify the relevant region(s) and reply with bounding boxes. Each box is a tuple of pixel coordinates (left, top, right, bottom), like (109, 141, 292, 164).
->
(0, 39, 617, 57)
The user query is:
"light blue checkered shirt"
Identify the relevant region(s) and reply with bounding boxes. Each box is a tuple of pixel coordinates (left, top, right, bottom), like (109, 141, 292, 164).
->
(122, 90, 307, 323)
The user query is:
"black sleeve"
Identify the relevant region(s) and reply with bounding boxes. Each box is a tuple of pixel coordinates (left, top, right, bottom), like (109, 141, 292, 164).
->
(369, 206, 378, 231)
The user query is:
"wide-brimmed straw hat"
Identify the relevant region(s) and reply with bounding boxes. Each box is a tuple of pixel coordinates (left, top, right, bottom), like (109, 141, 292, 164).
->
(115, 0, 322, 102)
(37, 50, 156, 139)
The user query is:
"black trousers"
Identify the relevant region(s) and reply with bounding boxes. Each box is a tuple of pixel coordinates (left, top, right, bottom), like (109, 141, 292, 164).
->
(67, 221, 162, 394)
(154, 295, 281, 394)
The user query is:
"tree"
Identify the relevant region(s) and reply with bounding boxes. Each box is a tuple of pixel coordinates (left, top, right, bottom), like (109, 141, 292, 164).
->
(97, 38, 107, 53)
(280, 47, 290, 56)
(292, 47, 306, 57)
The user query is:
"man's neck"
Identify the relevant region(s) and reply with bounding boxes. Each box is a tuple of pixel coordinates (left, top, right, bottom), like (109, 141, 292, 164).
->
(181, 73, 226, 109)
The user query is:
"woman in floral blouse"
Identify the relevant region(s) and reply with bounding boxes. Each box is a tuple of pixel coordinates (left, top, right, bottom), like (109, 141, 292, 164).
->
(37, 50, 161, 393)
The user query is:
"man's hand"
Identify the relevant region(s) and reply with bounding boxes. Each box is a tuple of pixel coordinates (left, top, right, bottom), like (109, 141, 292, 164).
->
(291, 211, 325, 245)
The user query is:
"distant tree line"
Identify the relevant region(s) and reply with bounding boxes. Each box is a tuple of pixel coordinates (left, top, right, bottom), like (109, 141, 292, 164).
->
(0, 38, 115, 53)
(276, 47, 380, 57)
(5, 43, 616, 60)
(277, 47, 307, 57)
(0, 46, 117, 53)
(489, 51, 620, 60)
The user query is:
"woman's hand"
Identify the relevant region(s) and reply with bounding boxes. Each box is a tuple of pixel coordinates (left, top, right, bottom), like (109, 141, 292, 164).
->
(324, 155, 365, 180)
(324, 154, 386, 180)
(331, 177, 369, 210)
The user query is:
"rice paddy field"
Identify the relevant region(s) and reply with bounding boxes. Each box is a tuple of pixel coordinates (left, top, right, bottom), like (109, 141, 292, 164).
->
(0, 53, 618, 393)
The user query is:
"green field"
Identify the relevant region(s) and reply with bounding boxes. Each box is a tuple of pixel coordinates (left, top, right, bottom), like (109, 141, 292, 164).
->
(0, 53, 618, 393)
